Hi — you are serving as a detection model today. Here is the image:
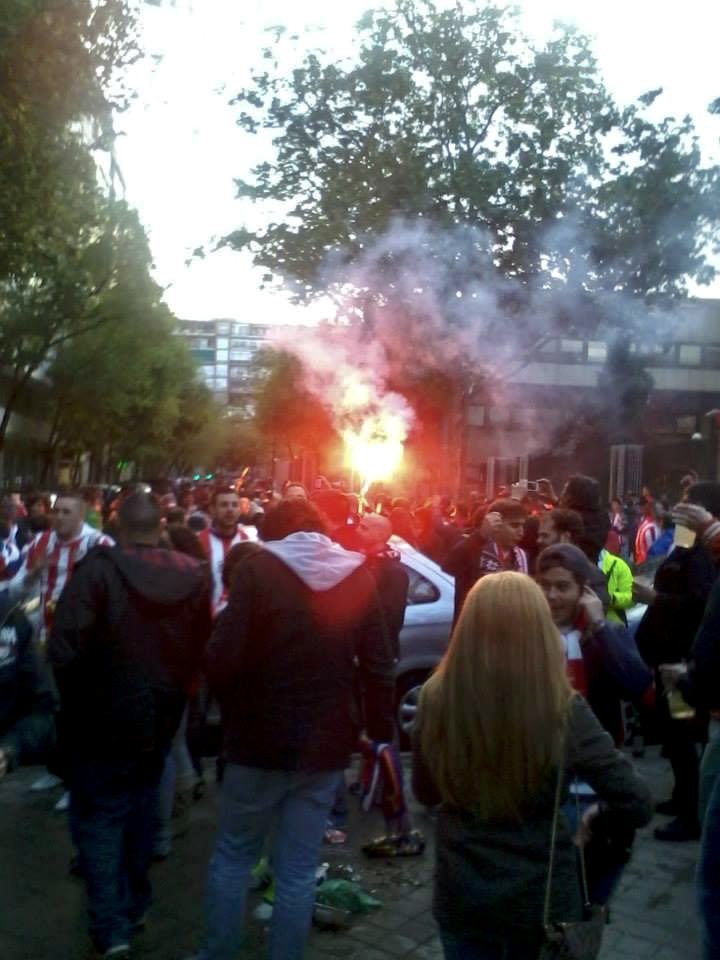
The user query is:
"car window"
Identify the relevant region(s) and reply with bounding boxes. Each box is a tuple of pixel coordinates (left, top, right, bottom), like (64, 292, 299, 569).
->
(404, 565, 440, 605)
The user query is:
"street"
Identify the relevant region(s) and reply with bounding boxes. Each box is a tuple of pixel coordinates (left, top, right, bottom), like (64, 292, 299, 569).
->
(1, 747, 702, 960)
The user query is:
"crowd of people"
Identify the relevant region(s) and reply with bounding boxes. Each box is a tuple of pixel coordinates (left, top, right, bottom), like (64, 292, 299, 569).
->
(1, 468, 719, 960)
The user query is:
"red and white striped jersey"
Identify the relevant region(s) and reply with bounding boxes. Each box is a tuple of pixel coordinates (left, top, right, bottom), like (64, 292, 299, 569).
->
(634, 518, 659, 565)
(560, 627, 588, 699)
(197, 526, 249, 616)
(9, 523, 113, 627)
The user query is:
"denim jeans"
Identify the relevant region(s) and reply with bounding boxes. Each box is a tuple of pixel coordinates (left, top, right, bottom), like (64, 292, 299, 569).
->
(68, 764, 161, 953)
(440, 930, 533, 959)
(198, 763, 339, 960)
(698, 720, 720, 959)
(154, 705, 194, 856)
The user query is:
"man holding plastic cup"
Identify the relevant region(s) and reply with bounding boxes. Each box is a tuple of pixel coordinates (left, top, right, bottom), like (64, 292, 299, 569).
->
(657, 489, 720, 960)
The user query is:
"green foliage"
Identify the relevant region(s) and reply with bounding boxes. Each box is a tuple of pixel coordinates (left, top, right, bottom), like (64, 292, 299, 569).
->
(229, 0, 720, 314)
(253, 347, 338, 458)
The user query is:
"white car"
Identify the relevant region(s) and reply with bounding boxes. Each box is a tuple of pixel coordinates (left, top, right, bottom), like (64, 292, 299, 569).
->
(390, 537, 455, 745)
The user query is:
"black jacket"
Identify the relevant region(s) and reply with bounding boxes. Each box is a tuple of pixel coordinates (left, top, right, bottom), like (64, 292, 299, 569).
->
(0, 596, 56, 771)
(443, 532, 527, 625)
(679, 573, 720, 712)
(635, 544, 717, 668)
(208, 536, 395, 772)
(581, 622, 653, 743)
(49, 545, 211, 771)
(364, 548, 409, 661)
(412, 695, 652, 949)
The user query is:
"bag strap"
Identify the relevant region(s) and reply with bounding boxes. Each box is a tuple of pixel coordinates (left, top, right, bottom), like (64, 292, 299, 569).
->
(542, 761, 564, 928)
(575, 786, 592, 907)
(543, 763, 593, 928)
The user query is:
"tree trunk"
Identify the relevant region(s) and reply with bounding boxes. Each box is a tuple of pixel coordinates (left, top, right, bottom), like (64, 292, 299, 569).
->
(0, 365, 39, 453)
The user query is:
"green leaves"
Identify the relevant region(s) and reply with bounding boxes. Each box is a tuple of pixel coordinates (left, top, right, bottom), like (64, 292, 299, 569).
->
(226, 0, 719, 319)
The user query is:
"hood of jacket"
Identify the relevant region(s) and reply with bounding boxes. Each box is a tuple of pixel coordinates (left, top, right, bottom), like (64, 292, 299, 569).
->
(263, 531, 365, 592)
(100, 544, 208, 607)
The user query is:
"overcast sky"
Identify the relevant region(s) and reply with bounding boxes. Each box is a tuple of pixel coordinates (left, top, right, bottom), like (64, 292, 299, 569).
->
(116, 0, 720, 322)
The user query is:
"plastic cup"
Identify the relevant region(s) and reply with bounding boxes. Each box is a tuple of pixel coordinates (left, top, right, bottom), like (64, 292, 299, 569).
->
(673, 524, 696, 549)
(667, 689, 695, 720)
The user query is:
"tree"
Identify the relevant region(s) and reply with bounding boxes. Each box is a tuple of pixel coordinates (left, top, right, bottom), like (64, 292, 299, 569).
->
(0, 0, 137, 279)
(43, 282, 217, 483)
(228, 1, 720, 349)
(253, 348, 338, 461)
(0, 1, 142, 455)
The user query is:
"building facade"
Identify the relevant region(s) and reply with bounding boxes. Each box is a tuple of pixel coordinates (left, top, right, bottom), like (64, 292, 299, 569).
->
(175, 318, 271, 414)
(460, 298, 720, 499)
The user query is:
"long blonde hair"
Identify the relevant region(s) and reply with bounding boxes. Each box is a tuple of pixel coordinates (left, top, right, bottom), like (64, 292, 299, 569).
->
(418, 571, 573, 820)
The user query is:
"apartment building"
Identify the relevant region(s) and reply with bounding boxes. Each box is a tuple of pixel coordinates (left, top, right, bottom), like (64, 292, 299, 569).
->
(176, 318, 271, 414)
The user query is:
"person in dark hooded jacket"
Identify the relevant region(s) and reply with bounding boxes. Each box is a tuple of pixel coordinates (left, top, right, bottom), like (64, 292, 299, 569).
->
(195, 498, 394, 960)
(49, 493, 211, 960)
(559, 474, 610, 564)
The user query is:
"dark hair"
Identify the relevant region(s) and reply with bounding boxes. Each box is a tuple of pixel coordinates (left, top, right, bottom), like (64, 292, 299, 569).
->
(486, 498, 527, 522)
(166, 507, 187, 526)
(562, 475, 601, 511)
(118, 493, 161, 539)
(222, 541, 264, 590)
(390, 507, 417, 545)
(547, 508, 584, 542)
(55, 488, 85, 505)
(536, 543, 592, 587)
(311, 489, 349, 527)
(166, 524, 206, 561)
(262, 499, 329, 542)
(282, 480, 307, 495)
(187, 514, 208, 533)
(687, 482, 720, 520)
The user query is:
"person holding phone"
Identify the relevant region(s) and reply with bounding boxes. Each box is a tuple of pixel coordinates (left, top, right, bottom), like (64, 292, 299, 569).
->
(535, 544, 654, 904)
(442, 498, 528, 625)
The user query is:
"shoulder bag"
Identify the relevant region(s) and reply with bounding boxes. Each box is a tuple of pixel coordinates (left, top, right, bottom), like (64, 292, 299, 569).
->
(538, 764, 607, 960)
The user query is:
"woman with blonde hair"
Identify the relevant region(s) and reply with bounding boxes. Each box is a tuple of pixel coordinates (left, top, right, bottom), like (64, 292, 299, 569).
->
(413, 572, 652, 959)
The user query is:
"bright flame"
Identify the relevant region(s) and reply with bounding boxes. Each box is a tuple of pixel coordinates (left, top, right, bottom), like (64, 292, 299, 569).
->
(343, 412, 407, 495)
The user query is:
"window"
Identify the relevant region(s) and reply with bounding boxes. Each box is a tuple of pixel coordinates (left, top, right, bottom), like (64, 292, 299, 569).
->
(216, 322, 230, 334)
(230, 348, 252, 361)
(559, 339, 583, 355)
(587, 341, 607, 363)
(679, 344, 702, 366)
(404, 566, 440, 605)
(467, 405, 485, 427)
(216, 351, 228, 363)
(676, 415, 697, 434)
(217, 338, 229, 349)
(704, 346, 720, 368)
(489, 406, 510, 426)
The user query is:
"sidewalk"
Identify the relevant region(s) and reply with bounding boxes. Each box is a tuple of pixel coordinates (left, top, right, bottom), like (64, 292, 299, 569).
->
(0, 747, 702, 960)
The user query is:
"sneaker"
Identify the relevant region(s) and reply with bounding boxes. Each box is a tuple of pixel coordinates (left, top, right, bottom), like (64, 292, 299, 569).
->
(252, 901, 273, 922)
(654, 818, 701, 843)
(30, 773, 62, 791)
(655, 799, 678, 817)
(362, 830, 426, 858)
(54, 791, 70, 813)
